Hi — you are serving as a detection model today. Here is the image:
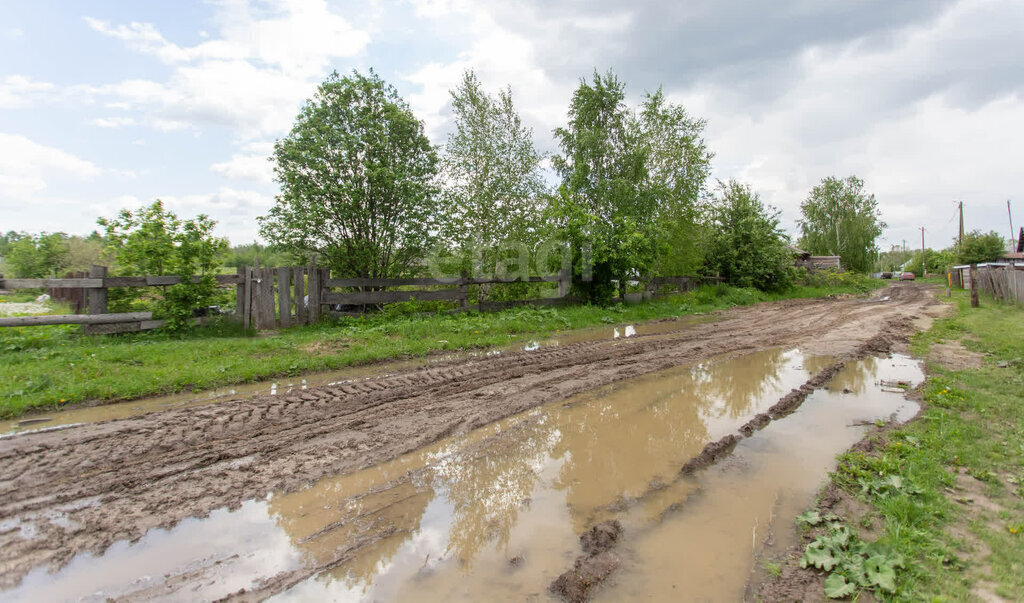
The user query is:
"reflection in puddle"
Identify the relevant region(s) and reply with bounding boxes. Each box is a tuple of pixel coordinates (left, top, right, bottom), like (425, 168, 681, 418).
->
(4, 350, 925, 603)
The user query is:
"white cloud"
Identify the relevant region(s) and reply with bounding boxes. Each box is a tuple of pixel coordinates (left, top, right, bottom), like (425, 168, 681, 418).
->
(0, 75, 55, 109)
(80, 0, 372, 138)
(211, 142, 275, 184)
(91, 116, 136, 128)
(0, 133, 100, 199)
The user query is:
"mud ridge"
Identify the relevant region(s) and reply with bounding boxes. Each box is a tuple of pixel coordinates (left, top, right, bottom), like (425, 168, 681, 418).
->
(549, 520, 623, 603)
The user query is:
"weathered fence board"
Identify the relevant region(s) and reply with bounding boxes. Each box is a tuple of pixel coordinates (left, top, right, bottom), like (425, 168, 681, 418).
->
(322, 288, 466, 306)
(0, 312, 152, 327)
(277, 267, 291, 329)
(974, 265, 1024, 305)
(293, 266, 306, 325)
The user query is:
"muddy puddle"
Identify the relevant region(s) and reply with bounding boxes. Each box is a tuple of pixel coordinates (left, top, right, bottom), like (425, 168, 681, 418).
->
(2, 349, 923, 602)
(0, 317, 711, 437)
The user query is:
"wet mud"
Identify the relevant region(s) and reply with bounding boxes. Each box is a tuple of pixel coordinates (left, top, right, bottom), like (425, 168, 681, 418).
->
(0, 283, 942, 599)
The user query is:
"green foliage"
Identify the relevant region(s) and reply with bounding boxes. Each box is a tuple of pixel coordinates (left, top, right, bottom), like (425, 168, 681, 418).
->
(548, 70, 711, 303)
(906, 248, 956, 276)
(799, 176, 886, 272)
(223, 243, 294, 268)
(800, 521, 904, 598)
(957, 230, 1007, 264)
(259, 70, 438, 280)
(703, 180, 793, 291)
(3, 232, 70, 278)
(439, 70, 546, 273)
(99, 200, 227, 331)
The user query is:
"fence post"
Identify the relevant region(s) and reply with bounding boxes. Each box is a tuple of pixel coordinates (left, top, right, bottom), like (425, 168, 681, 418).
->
(307, 258, 320, 322)
(277, 267, 291, 328)
(969, 263, 979, 308)
(235, 266, 246, 320)
(293, 266, 306, 325)
(557, 267, 570, 298)
(87, 265, 108, 316)
(243, 266, 253, 329)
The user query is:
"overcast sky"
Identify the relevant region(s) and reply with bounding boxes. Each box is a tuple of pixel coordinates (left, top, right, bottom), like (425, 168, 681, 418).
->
(2, 0, 1022, 251)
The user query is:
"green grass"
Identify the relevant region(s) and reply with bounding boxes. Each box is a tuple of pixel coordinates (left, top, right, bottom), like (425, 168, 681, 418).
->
(808, 290, 1024, 600)
(0, 279, 884, 419)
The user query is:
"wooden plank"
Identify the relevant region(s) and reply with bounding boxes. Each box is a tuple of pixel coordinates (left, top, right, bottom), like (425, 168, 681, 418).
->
(322, 288, 465, 305)
(102, 276, 149, 287)
(307, 262, 321, 322)
(83, 322, 143, 335)
(293, 266, 306, 325)
(243, 267, 253, 329)
(0, 311, 153, 327)
(87, 266, 108, 316)
(0, 278, 103, 289)
(277, 267, 291, 328)
(234, 266, 245, 318)
(213, 274, 243, 286)
(324, 276, 463, 288)
(146, 276, 179, 286)
(260, 268, 276, 328)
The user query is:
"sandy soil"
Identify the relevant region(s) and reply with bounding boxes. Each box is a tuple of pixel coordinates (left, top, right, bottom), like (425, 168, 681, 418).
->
(0, 283, 945, 594)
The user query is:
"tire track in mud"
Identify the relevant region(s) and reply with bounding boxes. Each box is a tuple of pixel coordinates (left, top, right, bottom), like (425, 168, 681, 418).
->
(0, 284, 940, 591)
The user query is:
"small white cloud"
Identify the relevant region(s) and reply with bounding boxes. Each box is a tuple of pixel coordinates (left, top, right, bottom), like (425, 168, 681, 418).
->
(211, 142, 275, 184)
(0, 75, 55, 109)
(4, 27, 24, 39)
(0, 132, 100, 199)
(91, 116, 136, 128)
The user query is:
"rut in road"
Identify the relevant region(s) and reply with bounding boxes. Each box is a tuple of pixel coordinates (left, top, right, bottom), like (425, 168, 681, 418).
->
(0, 284, 940, 589)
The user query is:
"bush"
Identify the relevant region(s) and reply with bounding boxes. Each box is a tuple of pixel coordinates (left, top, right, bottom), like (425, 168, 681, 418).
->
(98, 200, 227, 331)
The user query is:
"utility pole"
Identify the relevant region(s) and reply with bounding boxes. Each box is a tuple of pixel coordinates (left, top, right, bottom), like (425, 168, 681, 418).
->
(920, 227, 926, 277)
(1008, 200, 1015, 252)
(959, 201, 964, 250)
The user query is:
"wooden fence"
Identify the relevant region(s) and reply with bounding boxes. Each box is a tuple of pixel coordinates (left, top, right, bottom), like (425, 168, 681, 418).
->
(973, 265, 1024, 305)
(2, 264, 714, 333)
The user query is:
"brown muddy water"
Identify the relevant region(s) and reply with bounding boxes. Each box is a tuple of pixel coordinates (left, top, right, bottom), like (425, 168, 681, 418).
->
(1, 349, 923, 602)
(0, 317, 710, 437)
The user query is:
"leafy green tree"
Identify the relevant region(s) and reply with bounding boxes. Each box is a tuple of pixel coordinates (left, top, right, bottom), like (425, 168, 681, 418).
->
(259, 70, 439, 280)
(548, 71, 655, 302)
(798, 176, 885, 272)
(99, 200, 227, 330)
(4, 232, 70, 278)
(906, 248, 956, 276)
(439, 70, 546, 270)
(639, 88, 713, 278)
(703, 180, 792, 291)
(957, 230, 1007, 264)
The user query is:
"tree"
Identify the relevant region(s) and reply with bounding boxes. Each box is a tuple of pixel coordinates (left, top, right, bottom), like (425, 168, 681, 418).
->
(549, 71, 651, 302)
(439, 70, 546, 271)
(798, 176, 885, 272)
(957, 230, 1006, 264)
(259, 70, 439, 280)
(703, 180, 792, 291)
(639, 88, 713, 278)
(4, 232, 69, 278)
(99, 200, 227, 330)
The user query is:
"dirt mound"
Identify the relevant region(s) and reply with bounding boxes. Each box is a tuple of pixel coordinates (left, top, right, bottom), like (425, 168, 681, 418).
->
(550, 521, 624, 602)
(0, 283, 940, 595)
(679, 434, 742, 475)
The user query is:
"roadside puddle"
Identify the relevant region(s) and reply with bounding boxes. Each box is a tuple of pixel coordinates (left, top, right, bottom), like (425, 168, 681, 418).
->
(0, 317, 712, 436)
(2, 350, 924, 602)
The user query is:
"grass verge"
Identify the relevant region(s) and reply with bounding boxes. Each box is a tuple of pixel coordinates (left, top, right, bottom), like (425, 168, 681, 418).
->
(0, 279, 882, 419)
(791, 290, 1024, 600)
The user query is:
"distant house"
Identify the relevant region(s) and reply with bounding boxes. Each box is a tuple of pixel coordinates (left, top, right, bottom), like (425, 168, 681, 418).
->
(789, 246, 842, 271)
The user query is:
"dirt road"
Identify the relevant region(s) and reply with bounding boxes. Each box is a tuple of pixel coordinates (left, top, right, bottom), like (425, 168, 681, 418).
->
(0, 284, 944, 596)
